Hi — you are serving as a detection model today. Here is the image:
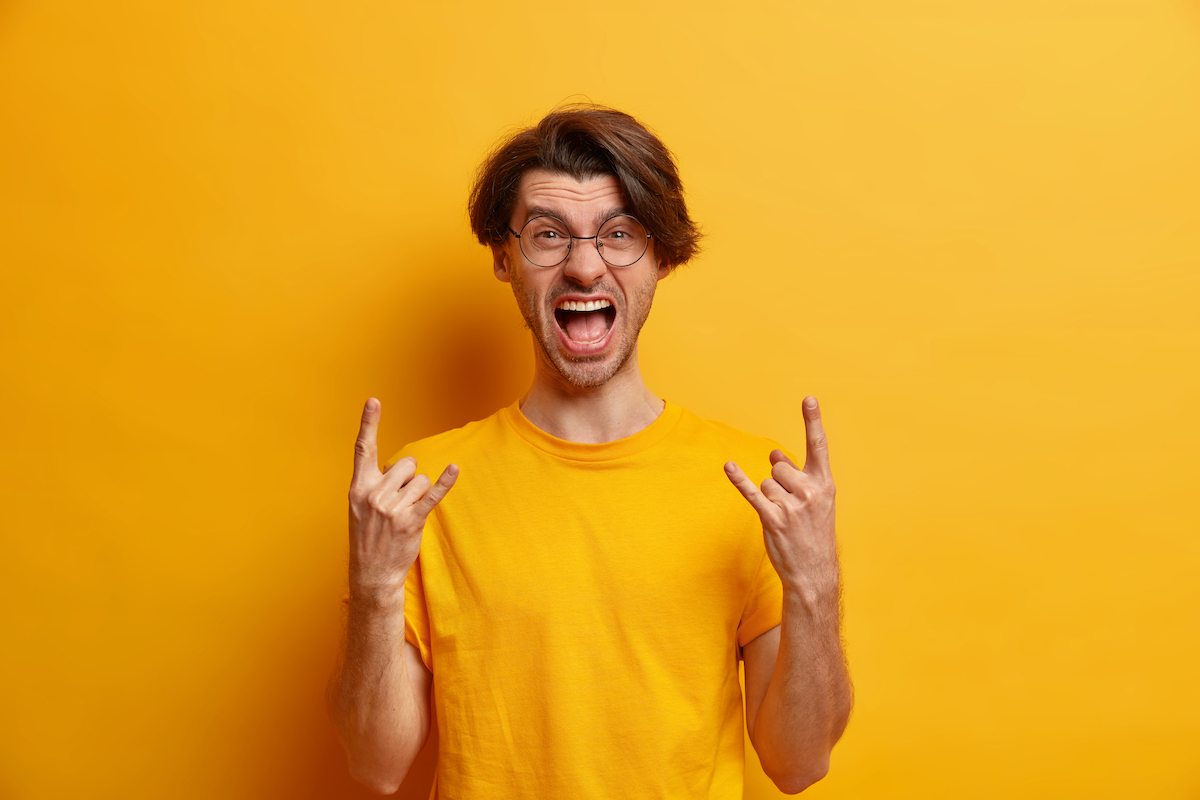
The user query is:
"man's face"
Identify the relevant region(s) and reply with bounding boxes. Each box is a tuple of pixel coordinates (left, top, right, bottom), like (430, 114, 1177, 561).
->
(493, 169, 669, 389)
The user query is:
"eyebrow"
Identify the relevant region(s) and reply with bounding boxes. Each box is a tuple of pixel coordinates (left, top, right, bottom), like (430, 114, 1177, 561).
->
(524, 205, 631, 226)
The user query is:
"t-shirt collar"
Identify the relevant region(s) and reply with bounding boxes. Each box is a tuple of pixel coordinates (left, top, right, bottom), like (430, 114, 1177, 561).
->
(501, 399, 683, 462)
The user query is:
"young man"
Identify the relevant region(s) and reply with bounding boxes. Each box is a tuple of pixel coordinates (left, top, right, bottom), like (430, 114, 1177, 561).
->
(331, 106, 852, 798)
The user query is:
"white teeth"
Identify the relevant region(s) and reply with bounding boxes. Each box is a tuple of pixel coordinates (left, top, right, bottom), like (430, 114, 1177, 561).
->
(557, 299, 611, 312)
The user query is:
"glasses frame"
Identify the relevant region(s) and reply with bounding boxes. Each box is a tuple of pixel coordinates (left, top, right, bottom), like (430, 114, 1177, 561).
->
(507, 213, 652, 268)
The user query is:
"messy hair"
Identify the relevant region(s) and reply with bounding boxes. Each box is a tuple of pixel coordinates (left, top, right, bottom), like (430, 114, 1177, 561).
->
(468, 104, 702, 270)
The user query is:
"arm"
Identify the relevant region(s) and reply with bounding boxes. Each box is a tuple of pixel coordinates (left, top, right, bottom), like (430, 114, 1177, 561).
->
(726, 396, 853, 793)
(332, 620, 432, 793)
(742, 594, 850, 792)
(329, 398, 458, 794)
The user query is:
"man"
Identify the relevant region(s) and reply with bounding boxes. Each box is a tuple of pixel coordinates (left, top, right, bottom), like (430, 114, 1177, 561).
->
(330, 105, 852, 798)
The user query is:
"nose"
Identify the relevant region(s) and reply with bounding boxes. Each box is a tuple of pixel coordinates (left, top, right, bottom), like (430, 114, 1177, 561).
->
(560, 239, 608, 288)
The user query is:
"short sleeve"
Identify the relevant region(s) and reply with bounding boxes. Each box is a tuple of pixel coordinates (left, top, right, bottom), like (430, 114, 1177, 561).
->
(737, 550, 784, 651)
(404, 556, 433, 672)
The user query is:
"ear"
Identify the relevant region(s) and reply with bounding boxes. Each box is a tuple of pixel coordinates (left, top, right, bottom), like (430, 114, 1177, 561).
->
(653, 244, 670, 281)
(491, 243, 512, 283)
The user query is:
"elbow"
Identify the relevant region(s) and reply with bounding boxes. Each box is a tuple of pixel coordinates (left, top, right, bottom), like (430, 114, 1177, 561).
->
(337, 719, 427, 795)
(767, 757, 830, 795)
(363, 779, 401, 796)
(347, 762, 403, 795)
(346, 748, 421, 797)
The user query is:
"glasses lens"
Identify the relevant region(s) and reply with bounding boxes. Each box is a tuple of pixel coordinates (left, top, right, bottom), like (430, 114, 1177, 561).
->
(520, 216, 571, 267)
(597, 216, 649, 267)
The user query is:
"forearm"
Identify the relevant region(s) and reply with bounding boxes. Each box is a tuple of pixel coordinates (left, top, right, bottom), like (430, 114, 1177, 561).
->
(330, 589, 428, 794)
(753, 585, 853, 792)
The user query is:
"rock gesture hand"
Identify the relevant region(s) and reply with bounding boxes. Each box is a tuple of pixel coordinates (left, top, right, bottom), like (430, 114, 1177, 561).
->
(724, 396, 838, 596)
(348, 398, 458, 603)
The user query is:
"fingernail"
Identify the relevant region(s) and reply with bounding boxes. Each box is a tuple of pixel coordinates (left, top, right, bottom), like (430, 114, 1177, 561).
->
(805, 396, 818, 410)
(724, 462, 736, 473)
(366, 397, 379, 412)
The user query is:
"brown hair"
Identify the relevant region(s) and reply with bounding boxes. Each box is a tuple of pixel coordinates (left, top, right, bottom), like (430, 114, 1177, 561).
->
(468, 104, 702, 270)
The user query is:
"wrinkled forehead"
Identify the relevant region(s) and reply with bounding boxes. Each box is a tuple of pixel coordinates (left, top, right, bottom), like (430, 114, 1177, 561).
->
(513, 169, 629, 228)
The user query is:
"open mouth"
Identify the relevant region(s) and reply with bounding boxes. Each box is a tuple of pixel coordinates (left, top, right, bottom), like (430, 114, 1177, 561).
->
(553, 298, 617, 352)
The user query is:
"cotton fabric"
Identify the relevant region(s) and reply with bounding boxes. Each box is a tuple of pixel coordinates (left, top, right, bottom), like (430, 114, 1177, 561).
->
(392, 400, 787, 799)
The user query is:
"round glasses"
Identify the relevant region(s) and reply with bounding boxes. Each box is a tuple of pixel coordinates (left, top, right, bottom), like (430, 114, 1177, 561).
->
(507, 214, 651, 268)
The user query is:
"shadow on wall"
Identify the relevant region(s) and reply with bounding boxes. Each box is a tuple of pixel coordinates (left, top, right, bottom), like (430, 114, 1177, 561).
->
(393, 273, 532, 445)
(289, 264, 526, 799)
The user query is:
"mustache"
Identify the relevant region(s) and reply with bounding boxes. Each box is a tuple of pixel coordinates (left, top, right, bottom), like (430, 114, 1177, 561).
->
(546, 284, 622, 307)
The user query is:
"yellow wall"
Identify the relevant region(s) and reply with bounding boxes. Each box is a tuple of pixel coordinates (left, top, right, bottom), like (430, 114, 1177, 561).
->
(2, 1, 1198, 797)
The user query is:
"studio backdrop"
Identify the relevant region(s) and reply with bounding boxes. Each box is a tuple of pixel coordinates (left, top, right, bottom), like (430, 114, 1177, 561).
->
(2, 1, 1198, 798)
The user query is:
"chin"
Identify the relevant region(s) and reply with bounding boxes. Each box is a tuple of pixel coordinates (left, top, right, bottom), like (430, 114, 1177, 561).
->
(541, 329, 635, 389)
(552, 359, 621, 388)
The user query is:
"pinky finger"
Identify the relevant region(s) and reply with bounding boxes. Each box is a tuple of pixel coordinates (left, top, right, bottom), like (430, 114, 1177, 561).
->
(724, 461, 778, 519)
(412, 463, 460, 518)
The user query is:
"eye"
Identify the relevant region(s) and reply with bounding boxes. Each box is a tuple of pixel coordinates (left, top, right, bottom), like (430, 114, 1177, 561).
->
(599, 217, 646, 245)
(601, 226, 638, 245)
(525, 218, 570, 242)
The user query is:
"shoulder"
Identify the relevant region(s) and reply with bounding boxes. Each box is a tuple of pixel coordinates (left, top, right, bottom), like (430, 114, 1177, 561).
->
(671, 406, 795, 463)
(383, 406, 511, 470)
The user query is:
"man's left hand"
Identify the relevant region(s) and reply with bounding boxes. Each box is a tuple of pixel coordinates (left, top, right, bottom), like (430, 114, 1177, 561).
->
(724, 396, 838, 599)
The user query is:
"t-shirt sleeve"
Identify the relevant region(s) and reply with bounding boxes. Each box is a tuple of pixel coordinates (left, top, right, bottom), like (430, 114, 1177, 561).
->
(737, 549, 784, 650)
(404, 556, 433, 672)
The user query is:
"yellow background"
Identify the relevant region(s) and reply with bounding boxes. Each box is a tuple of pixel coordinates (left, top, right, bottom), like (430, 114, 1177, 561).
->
(2, 1, 1198, 797)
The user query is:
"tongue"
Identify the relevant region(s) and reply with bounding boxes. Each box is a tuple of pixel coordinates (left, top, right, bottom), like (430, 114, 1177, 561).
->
(564, 311, 608, 343)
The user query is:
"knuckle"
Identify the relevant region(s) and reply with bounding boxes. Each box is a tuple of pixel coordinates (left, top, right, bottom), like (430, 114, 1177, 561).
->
(353, 440, 370, 458)
(385, 456, 416, 475)
(811, 434, 828, 451)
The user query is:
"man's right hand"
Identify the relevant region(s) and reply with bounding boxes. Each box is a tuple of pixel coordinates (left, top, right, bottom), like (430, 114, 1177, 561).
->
(348, 397, 458, 605)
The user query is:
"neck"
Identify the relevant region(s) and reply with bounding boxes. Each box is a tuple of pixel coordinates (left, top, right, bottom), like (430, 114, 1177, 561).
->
(519, 344, 665, 444)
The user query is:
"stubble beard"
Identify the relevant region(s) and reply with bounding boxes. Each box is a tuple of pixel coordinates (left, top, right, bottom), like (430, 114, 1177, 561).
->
(510, 267, 658, 390)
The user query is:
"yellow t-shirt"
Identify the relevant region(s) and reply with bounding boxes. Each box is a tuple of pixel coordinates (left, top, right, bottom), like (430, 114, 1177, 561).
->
(389, 400, 787, 799)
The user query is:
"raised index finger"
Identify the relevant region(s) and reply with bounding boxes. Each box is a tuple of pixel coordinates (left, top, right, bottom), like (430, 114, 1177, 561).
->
(802, 395, 832, 476)
(352, 397, 381, 483)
